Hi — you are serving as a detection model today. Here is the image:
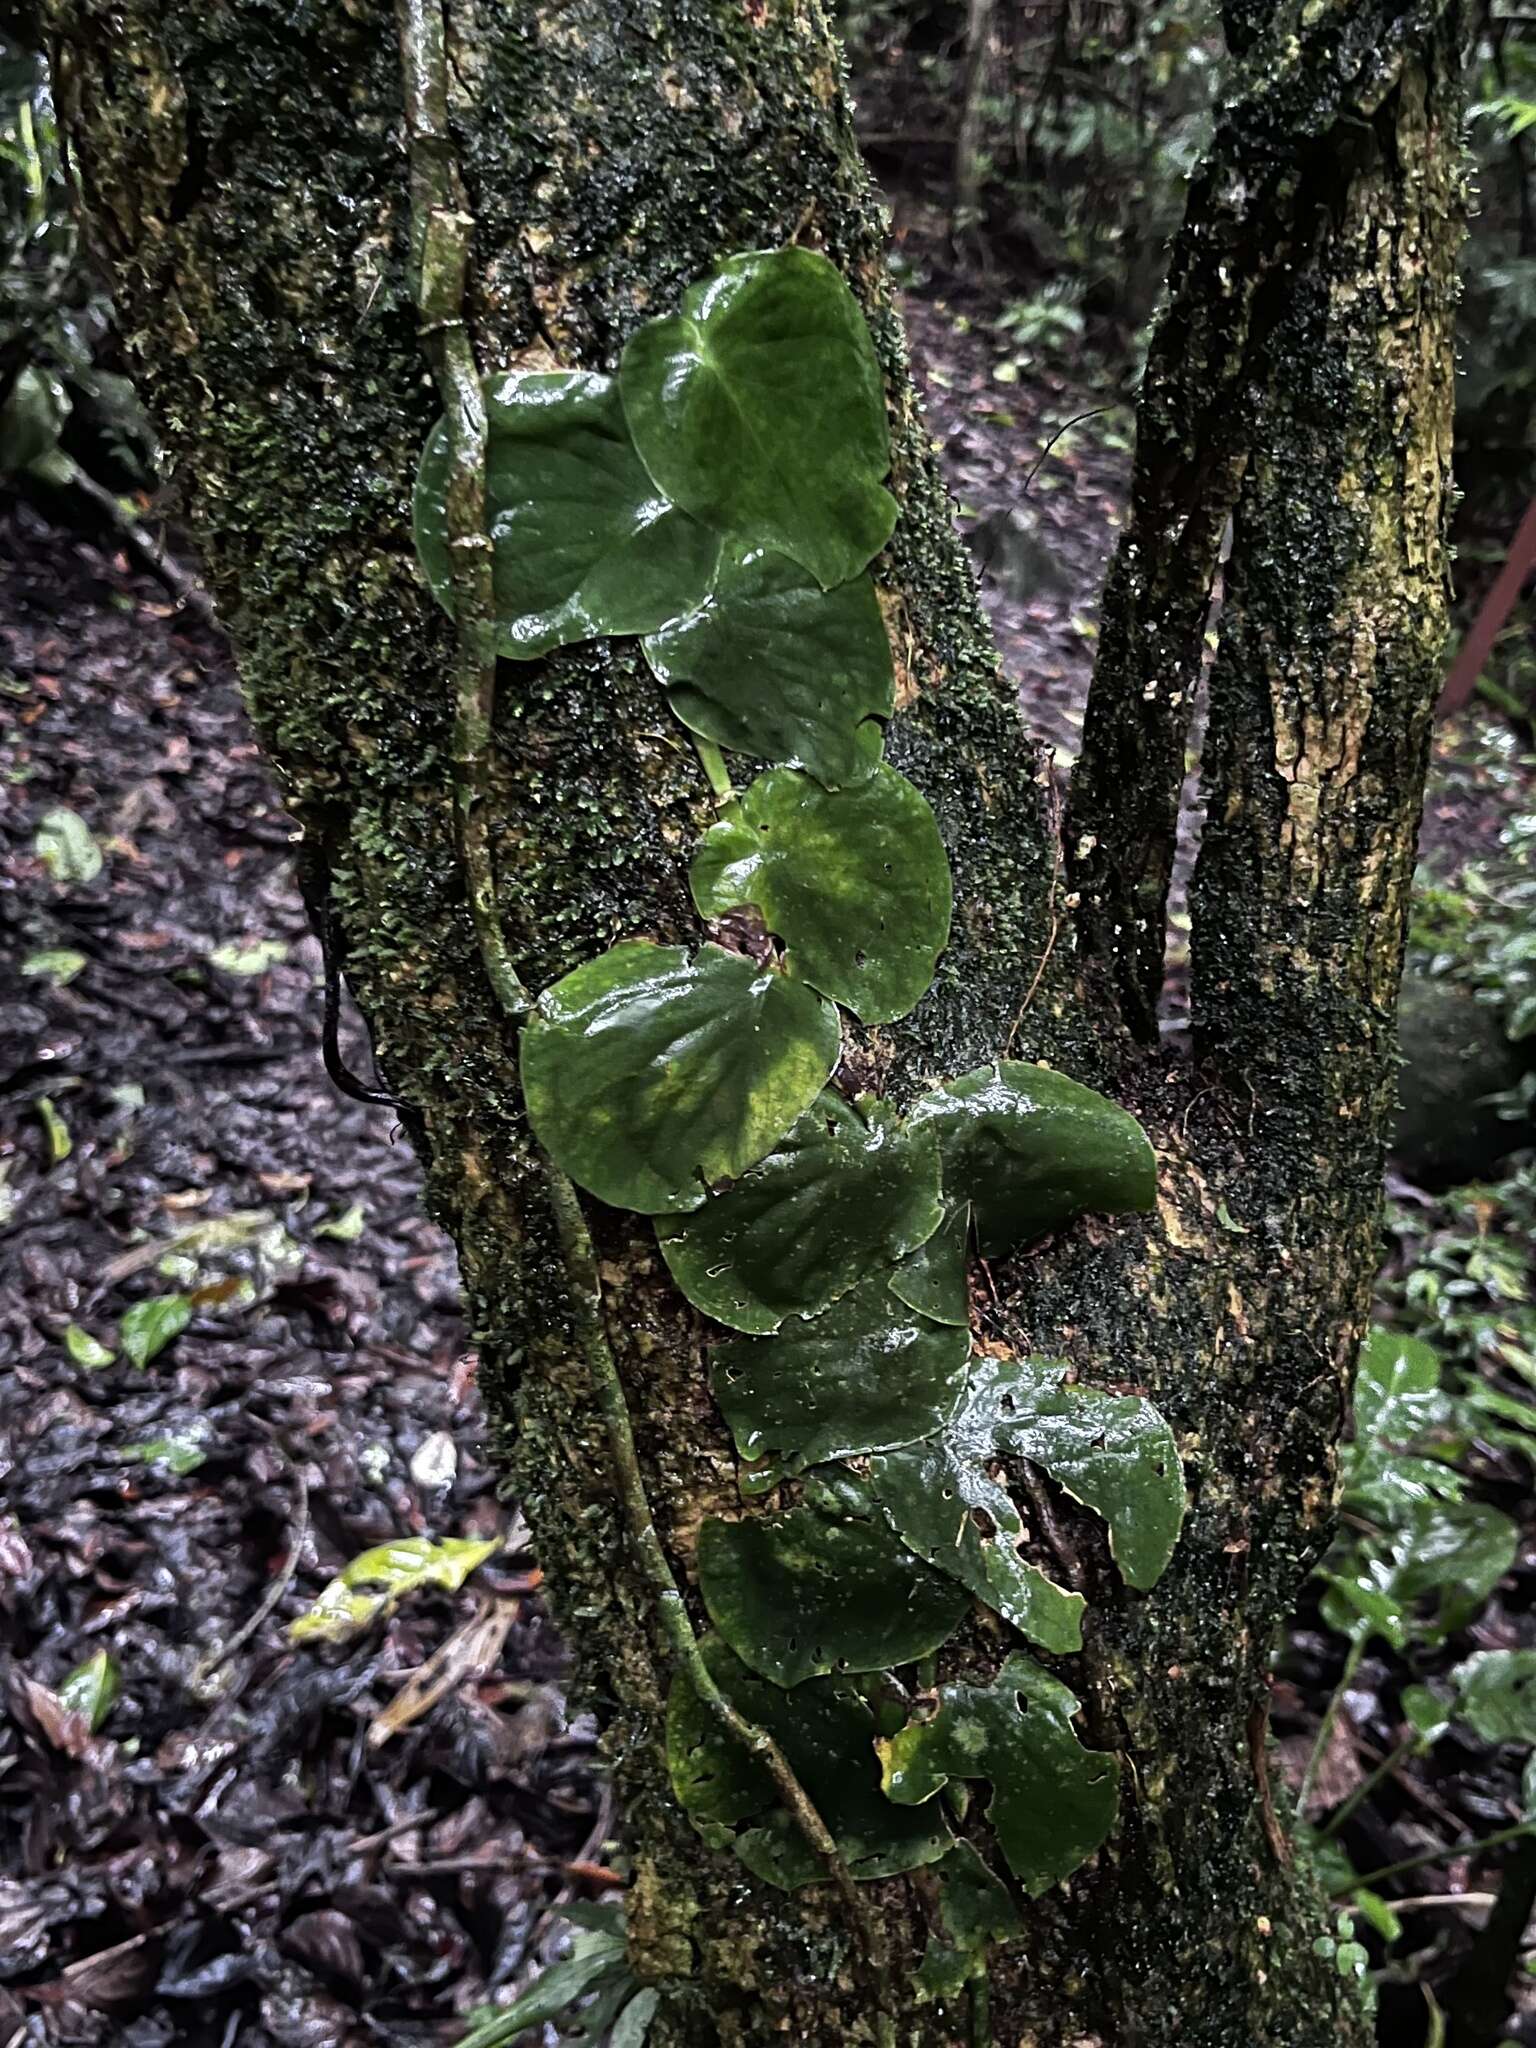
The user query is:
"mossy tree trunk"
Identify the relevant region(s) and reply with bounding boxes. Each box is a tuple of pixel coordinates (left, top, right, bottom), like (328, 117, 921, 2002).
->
(43, 0, 1460, 2041)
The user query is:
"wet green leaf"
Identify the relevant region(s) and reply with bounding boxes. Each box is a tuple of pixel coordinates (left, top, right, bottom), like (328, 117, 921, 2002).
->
(521, 942, 840, 1215)
(611, 1989, 660, 2048)
(1451, 1650, 1536, 1745)
(1401, 1683, 1452, 1744)
(986, 1355, 1184, 1591)
(642, 548, 891, 791)
(864, 1423, 1085, 1655)
(63, 1323, 115, 1370)
(711, 1263, 971, 1485)
(1322, 1496, 1517, 1649)
(1352, 1327, 1449, 1442)
(315, 1201, 367, 1242)
(690, 764, 951, 1023)
(414, 369, 720, 658)
(697, 1505, 968, 1687)
(290, 1534, 498, 1645)
(22, 948, 87, 985)
(119, 1293, 192, 1368)
(456, 1924, 628, 2044)
(57, 1649, 120, 1732)
(658, 1093, 942, 1334)
(34, 806, 103, 884)
(35, 1094, 71, 1163)
(888, 1202, 970, 1326)
(621, 247, 896, 591)
(666, 1635, 951, 1887)
(907, 1061, 1156, 1256)
(878, 1654, 1120, 1896)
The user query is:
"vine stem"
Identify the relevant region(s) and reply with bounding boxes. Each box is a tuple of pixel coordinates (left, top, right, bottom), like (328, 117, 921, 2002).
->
(1316, 1730, 1420, 1843)
(1333, 1822, 1535, 1895)
(396, 0, 529, 1021)
(969, 1967, 992, 2047)
(394, 6, 891, 2024)
(1297, 1635, 1364, 1816)
(692, 733, 735, 805)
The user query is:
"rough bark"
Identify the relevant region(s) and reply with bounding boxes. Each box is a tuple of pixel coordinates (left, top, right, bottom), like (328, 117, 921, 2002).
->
(42, 0, 1459, 2042)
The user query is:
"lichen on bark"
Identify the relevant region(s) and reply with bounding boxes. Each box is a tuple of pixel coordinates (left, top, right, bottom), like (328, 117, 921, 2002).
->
(41, 0, 1460, 2040)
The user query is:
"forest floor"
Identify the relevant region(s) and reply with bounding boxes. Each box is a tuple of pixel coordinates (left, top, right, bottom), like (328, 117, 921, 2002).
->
(1, 238, 1534, 2047)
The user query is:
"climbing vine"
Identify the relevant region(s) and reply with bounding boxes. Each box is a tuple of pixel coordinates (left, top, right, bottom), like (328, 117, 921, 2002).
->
(401, 12, 1186, 2021)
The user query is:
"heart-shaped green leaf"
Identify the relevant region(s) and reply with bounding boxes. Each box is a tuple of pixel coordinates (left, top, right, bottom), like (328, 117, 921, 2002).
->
(620, 247, 896, 591)
(691, 764, 952, 1024)
(413, 370, 720, 658)
(1450, 1649, 1536, 1746)
(878, 1654, 1120, 1896)
(641, 548, 892, 790)
(908, 1061, 1156, 1256)
(698, 1505, 969, 1688)
(658, 1093, 942, 1334)
(521, 942, 840, 1215)
(889, 1202, 970, 1326)
(667, 1636, 951, 1889)
(711, 1264, 971, 1486)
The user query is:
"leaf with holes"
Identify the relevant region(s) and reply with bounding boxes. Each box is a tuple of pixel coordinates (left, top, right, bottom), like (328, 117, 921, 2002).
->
(698, 1505, 968, 1688)
(521, 942, 840, 1215)
(691, 764, 951, 1023)
(889, 1202, 970, 1326)
(657, 1093, 942, 1334)
(878, 1654, 1120, 1895)
(620, 247, 896, 590)
(908, 1061, 1156, 1256)
(413, 370, 720, 658)
(667, 1635, 951, 1888)
(711, 1264, 971, 1488)
(863, 1420, 1085, 1655)
(641, 548, 891, 790)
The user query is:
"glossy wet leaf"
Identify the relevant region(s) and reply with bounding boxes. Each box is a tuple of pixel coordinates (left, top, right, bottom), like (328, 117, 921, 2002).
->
(987, 1355, 1184, 1590)
(697, 1505, 968, 1687)
(908, 1061, 1156, 1256)
(57, 1650, 120, 1733)
(1352, 1326, 1448, 1441)
(34, 806, 103, 884)
(711, 1264, 971, 1486)
(119, 1293, 192, 1369)
(691, 763, 952, 1023)
(521, 942, 840, 1215)
(878, 1654, 1120, 1895)
(864, 1423, 1086, 1654)
(290, 1534, 498, 1646)
(1322, 1496, 1518, 1650)
(414, 369, 720, 658)
(658, 1093, 942, 1334)
(1450, 1650, 1536, 1745)
(642, 548, 891, 790)
(889, 1202, 970, 1325)
(456, 1923, 629, 2045)
(620, 247, 896, 591)
(667, 1635, 951, 1888)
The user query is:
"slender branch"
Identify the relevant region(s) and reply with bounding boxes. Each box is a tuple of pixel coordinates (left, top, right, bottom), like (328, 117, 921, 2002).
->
(393, 12, 887, 2012)
(1334, 1822, 1534, 1895)
(396, 0, 529, 1021)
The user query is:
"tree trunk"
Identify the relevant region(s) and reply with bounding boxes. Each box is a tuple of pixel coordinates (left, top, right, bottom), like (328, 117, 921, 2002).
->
(42, 0, 1460, 2041)
(953, 0, 996, 241)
